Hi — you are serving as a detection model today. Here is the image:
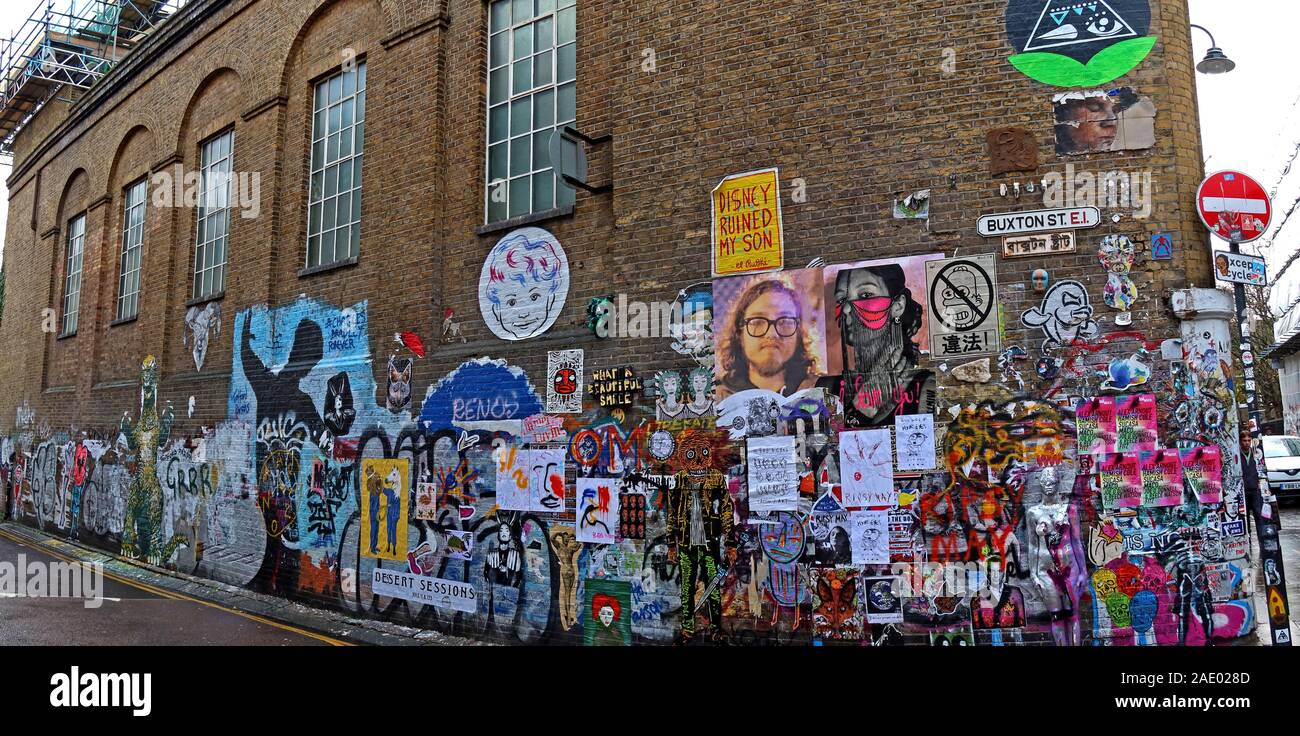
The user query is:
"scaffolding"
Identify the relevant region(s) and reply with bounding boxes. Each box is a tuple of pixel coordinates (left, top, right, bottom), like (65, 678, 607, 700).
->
(0, 1, 188, 156)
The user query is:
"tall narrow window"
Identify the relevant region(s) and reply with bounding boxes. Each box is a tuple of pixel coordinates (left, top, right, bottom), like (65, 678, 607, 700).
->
(116, 178, 147, 321)
(307, 61, 366, 269)
(194, 130, 233, 299)
(485, 0, 577, 223)
(61, 214, 85, 335)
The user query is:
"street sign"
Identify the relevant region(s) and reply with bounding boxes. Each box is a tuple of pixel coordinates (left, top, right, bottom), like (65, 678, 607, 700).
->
(1197, 170, 1271, 244)
(925, 254, 999, 358)
(1213, 250, 1268, 286)
(1003, 231, 1075, 258)
(977, 206, 1100, 237)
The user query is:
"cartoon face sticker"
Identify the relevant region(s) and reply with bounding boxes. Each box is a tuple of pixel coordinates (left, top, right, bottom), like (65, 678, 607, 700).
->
(1021, 280, 1100, 353)
(479, 227, 570, 341)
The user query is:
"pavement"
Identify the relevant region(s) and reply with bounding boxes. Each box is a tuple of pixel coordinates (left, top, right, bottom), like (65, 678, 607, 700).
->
(1266, 504, 1300, 641)
(0, 522, 481, 646)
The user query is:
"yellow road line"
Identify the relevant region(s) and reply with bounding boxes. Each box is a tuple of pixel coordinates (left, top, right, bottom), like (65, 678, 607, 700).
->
(0, 528, 353, 646)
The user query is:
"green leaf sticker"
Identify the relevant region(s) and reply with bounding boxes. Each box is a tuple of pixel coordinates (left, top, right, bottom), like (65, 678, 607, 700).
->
(1009, 36, 1157, 88)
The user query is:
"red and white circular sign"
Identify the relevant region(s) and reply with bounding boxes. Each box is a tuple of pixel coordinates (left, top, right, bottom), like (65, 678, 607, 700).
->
(1197, 170, 1272, 244)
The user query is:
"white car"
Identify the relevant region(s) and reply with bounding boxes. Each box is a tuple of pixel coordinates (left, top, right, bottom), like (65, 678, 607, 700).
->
(1263, 435, 1300, 501)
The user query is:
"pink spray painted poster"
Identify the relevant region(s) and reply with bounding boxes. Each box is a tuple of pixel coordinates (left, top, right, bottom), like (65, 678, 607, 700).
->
(1141, 450, 1183, 508)
(1115, 393, 1157, 454)
(1074, 396, 1116, 456)
(1099, 453, 1131, 509)
(1179, 446, 1223, 504)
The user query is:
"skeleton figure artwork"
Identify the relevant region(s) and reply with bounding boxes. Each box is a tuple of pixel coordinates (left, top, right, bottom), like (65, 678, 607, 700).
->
(668, 430, 735, 643)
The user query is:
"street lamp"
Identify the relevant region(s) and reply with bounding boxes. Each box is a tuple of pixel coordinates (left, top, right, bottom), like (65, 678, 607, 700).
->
(1191, 24, 1236, 74)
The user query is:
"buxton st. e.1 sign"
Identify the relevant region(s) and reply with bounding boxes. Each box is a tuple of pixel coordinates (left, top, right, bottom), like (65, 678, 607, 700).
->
(977, 206, 1101, 237)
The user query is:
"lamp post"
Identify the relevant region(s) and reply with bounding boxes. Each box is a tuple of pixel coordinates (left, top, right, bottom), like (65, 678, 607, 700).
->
(1193, 26, 1291, 646)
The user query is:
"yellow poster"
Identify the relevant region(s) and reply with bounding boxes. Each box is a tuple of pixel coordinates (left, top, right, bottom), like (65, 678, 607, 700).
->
(712, 168, 783, 277)
(361, 458, 409, 561)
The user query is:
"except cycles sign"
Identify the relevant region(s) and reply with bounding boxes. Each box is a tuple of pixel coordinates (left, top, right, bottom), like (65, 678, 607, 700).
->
(977, 206, 1100, 237)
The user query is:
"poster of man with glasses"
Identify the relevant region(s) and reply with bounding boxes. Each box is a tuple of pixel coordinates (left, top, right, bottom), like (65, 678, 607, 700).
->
(712, 269, 827, 401)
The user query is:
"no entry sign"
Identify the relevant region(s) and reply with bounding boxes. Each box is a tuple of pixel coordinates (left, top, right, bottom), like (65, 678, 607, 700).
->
(1197, 170, 1271, 244)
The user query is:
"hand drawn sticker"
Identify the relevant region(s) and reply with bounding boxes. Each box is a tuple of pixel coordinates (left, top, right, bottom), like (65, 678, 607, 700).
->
(478, 226, 570, 341)
(1006, 0, 1155, 88)
(1020, 280, 1099, 353)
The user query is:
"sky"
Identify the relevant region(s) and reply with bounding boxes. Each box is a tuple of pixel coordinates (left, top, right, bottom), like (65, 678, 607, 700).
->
(1, 1, 1296, 274)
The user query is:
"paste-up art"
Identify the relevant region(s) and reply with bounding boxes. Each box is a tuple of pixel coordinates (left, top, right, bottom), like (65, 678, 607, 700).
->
(361, 458, 409, 561)
(1021, 280, 1099, 353)
(893, 190, 930, 219)
(820, 255, 942, 427)
(1098, 235, 1138, 311)
(585, 578, 633, 646)
(183, 302, 221, 371)
(478, 226, 569, 341)
(386, 356, 413, 413)
(1054, 88, 1156, 155)
(713, 268, 827, 400)
(839, 429, 895, 508)
(648, 369, 715, 421)
(863, 575, 904, 624)
(546, 349, 584, 414)
(669, 283, 714, 368)
(812, 568, 864, 641)
(576, 477, 618, 544)
(1005, 0, 1156, 88)
(1151, 232, 1173, 260)
(851, 509, 890, 565)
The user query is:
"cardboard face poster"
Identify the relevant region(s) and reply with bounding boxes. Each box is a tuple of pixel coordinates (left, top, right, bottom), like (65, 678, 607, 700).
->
(584, 578, 633, 646)
(850, 509, 890, 565)
(894, 413, 935, 471)
(746, 435, 799, 512)
(546, 349, 584, 414)
(361, 458, 409, 561)
(839, 429, 895, 508)
(576, 477, 619, 544)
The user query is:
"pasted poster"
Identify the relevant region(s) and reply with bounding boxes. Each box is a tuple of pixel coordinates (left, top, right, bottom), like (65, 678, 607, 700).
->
(415, 476, 437, 521)
(839, 429, 895, 508)
(360, 458, 409, 561)
(820, 255, 943, 426)
(925, 255, 1000, 359)
(850, 509, 890, 565)
(546, 349, 584, 414)
(746, 435, 799, 512)
(1098, 453, 1126, 509)
(478, 226, 570, 341)
(1005, 0, 1156, 88)
(1053, 88, 1156, 155)
(1116, 452, 1144, 509)
(1114, 393, 1157, 454)
(812, 568, 864, 641)
(527, 448, 567, 514)
(584, 578, 633, 646)
(495, 442, 530, 511)
(589, 367, 642, 407)
(1074, 396, 1116, 456)
(576, 477, 619, 544)
(809, 509, 853, 567)
(712, 268, 827, 401)
(895, 413, 936, 471)
(445, 530, 474, 561)
(863, 575, 904, 624)
(1140, 449, 1182, 508)
(712, 168, 784, 277)
(1180, 446, 1223, 504)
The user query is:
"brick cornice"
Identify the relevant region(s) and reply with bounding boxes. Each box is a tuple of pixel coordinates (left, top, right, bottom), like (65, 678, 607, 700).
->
(381, 12, 450, 50)
(242, 95, 288, 122)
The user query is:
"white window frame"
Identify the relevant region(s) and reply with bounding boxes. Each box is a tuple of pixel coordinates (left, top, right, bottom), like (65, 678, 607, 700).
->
(307, 61, 366, 269)
(116, 178, 147, 321)
(193, 129, 233, 300)
(484, 0, 577, 224)
(61, 214, 86, 335)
